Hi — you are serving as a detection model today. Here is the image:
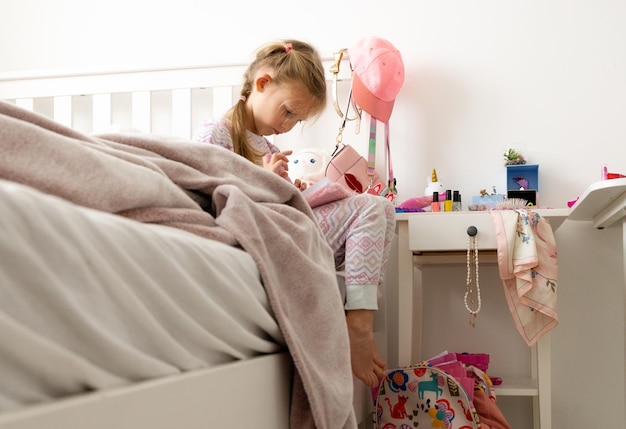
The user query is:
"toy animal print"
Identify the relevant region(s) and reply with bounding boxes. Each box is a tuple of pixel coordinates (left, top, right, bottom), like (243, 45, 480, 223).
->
(418, 372, 443, 399)
(374, 364, 481, 429)
(384, 394, 408, 419)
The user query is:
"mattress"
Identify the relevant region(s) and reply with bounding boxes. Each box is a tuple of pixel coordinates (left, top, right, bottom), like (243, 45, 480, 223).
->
(0, 180, 284, 411)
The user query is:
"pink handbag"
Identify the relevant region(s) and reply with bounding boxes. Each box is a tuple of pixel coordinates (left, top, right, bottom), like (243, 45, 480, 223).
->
(325, 142, 382, 194)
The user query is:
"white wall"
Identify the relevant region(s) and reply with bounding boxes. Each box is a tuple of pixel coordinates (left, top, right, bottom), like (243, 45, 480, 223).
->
(2, 0, 625, 427)
(3, 0, 625, 207)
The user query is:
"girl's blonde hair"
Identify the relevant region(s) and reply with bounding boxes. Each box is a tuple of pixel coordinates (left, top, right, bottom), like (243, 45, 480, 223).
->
(230, 39, 327, 164)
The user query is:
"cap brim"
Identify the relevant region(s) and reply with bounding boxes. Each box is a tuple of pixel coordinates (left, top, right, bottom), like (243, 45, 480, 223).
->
(351, 75, 395, 123)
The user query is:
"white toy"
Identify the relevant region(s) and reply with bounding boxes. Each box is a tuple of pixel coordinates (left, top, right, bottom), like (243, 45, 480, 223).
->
(289, 148, 330, 188)
(425, 168, 445, 196)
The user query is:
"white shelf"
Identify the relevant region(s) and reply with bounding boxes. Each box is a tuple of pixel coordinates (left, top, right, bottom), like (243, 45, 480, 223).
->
(568, 177, 626, 228)
(494, 378, 539, 396)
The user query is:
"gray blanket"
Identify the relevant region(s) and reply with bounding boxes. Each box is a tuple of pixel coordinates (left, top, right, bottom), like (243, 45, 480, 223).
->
(0, 101, 357, 428)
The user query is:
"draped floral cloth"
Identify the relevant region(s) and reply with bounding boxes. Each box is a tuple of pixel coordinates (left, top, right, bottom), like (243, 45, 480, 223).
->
(490, 210, 559, 346)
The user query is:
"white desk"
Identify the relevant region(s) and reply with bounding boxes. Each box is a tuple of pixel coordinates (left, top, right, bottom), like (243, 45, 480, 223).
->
(393, 208, 568, 429)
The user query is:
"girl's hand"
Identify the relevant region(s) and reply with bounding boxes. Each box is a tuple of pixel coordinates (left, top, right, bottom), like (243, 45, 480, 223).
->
(263, 150, 292, 181)
(293, 178, 307, 192)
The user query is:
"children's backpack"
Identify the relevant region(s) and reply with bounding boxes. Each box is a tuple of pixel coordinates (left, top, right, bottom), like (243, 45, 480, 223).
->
(373, 363, 482, 429)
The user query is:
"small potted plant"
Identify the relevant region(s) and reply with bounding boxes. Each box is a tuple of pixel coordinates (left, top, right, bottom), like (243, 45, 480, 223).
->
(504, 148, 539, 195)
(503, 148, 526, 165)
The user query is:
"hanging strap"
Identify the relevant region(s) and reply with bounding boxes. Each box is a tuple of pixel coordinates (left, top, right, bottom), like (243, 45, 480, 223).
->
(367, 118, 377, 177)
(332, 90, 349, 156)
(330, 49, 361, 127)
(385, 122, 395, 183)
(367, 116, 395, 183)
(330, 49, 347, 118)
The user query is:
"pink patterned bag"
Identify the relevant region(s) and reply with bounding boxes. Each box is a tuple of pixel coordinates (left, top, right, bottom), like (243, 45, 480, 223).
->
(374, 363, 482, 429)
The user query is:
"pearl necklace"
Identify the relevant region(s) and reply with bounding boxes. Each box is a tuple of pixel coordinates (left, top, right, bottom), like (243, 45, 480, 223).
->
(465, 232, 481, 327)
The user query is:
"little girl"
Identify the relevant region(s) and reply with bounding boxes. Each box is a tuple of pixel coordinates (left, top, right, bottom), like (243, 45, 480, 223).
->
(193, 39, 395, 388)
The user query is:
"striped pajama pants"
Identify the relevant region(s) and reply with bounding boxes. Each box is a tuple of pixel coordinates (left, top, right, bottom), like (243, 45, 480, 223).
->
(312, 193, 396, 310)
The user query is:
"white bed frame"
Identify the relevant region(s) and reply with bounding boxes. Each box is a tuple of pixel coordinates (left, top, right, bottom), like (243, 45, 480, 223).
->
(0, 58, 351, 141)
(0, 354, 292, 429)
(0, 63, 251, 138)
(0, 60, 373, 429)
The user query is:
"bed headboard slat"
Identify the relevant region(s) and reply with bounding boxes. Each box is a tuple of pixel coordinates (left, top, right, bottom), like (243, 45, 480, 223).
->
(131, 91, 151, 133)
(53, 96, 72, 127)
(171, 88, 191, 138)
(15, 98, 34, 111)
(93, 93, 112, 133)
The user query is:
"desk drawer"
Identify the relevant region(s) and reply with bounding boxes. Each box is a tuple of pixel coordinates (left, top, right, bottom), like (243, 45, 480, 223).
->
(408, 213, 497, 252)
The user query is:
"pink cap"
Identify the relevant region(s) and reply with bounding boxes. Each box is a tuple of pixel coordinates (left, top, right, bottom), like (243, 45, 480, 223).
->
(349, 36, 404, 123)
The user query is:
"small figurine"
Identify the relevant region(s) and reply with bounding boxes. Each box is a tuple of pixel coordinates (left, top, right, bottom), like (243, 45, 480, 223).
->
(380, 178, 398, 203)
(425, 168, 445, 196)
(479, 186, 498, 196)
(512, 176, 529, 190)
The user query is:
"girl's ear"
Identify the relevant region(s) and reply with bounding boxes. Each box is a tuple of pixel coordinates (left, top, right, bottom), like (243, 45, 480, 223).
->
(255, 74, 272, 92)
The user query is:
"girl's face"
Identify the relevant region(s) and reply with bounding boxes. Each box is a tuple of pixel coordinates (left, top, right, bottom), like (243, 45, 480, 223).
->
(248, 74, 314, 136)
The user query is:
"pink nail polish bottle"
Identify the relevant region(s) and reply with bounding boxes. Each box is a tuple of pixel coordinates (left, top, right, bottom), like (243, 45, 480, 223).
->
(431, 192, 441, 212)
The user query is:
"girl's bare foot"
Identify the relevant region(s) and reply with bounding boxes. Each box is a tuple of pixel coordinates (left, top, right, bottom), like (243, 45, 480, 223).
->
(346, 309, 386, 388)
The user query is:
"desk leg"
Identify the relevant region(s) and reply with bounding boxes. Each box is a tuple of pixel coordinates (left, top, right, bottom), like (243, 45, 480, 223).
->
(396, 220, 420, 367)
(534, 335, 551, 429)
(623, 219, 626, 424)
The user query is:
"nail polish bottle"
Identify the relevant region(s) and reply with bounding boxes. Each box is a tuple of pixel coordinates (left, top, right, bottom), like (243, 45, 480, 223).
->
(444, 190, 453, 212)
(453, 190, 462, 211)
(431, 191, 441, 212)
